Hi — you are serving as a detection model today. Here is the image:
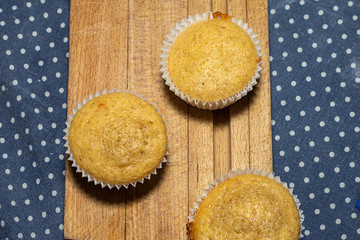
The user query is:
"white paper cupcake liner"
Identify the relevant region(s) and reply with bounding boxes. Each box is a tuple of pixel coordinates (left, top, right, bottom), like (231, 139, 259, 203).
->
(63, 89, 169, 190)
(188, 168, 305, 239)
(160, 12, 262, 110)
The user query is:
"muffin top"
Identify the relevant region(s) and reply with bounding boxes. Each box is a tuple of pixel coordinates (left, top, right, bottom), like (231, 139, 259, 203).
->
(68, 92, 167, 185)
(169, 18, 258, 102)
(188, 174, 300, 240)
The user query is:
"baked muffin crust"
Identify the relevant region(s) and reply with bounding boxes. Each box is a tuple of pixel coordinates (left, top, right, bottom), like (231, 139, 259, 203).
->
(68, 93, 167, 185)
(169, 18, 258, 102)
(189, 174, 300, 240)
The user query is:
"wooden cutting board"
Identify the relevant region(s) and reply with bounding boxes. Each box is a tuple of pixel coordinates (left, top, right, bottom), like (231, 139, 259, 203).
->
(64, 0, 271, 239)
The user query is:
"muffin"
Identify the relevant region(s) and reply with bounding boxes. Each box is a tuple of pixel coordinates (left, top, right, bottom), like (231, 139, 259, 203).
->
(188, 169, 303, 240)
(65, 90, 167, 189)
(160, 12, 261, 109)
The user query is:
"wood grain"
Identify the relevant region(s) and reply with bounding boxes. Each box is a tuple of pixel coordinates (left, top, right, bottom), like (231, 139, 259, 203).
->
(65, 0, 271, 239)
(125, 1, 188, 239)
(65, 0, 128, 239)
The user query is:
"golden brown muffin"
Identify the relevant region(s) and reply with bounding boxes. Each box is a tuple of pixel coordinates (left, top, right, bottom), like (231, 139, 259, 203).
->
(169, 17, 258, 102)
(68, 92, 167, 186)
(188, 174, 300, 240)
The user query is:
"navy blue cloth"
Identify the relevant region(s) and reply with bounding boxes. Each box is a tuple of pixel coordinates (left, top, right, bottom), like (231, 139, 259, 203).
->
(0, 0, 69, 239)
(269, 0, 360, 239)
(1, 0, 360, 239)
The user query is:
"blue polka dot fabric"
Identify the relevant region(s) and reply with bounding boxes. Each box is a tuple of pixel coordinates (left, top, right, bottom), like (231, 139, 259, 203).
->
(1, 0, 360, 239)
(0, 0, 69, 239)
(269, 0, 360, 239)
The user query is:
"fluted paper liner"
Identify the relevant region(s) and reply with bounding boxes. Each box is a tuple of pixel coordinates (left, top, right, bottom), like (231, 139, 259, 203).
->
(160, 12, 262, 110)
(187, 168, 305, 239)
(63, 89, 169, 190)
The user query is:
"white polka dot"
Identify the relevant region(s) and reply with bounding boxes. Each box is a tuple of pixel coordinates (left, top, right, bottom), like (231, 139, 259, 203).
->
(29, 16, 35, 22)
(59, 224, 64, 230)
(22, 183, 27, 189)
(25, 199, 30, 205)
(307, 28, 313, 34)
(36, 178, 40, 184)
(11, 201, 16, 206)
(345, 147, 351, 153)
(290, 130, 295, 136)
(351, 213, 357, 219)
(304, 126, 310, 131)
(289, 18, 295, 24)
(295, 96, 301, 101)
(339, 182, 345, 188)
(275, 135, 280, 141)
(300, 110, 305, 116)
(342, 34, 347, 39)
(282, 52, 288, 57)
(330, 101, 336, 107)
(52, 190, 57, 196)
(319, 172, 325, 178)
(334, 167, 340, 173)
(324, 136, 330, 142)
(303, 14, 309, 20)
(356, 177, 360, 183)
(324, 187, 330, 193)
(327, 38, 332, 44)
(46, 27, 52, 33)
(3, 153, 8, 159)
(45, 229, 50, 235)
(55, 207, 61, 213)
(293, 33, 298, 38)
(299, 161, 305, 167)
(285, 115, 291, 121)
(14, 217, 19, 222)
(5, 169, 10, 174)
(315, 209, 320, 214)
(60, 22, 66, 28)
(48, 173, 54, 179)
(311, 91, 316, 97)
(340, 82, 346, 88)
(18, 233, 23, 239)
(329, 151, 335, 157)
(301, 61, 307, 67)
(341, 234, 347, 240)
(334, 116, 340, 122)
(56, 72, 61, 78)
(63, 37, 69, 43)
(279, 151, 285, 156)
(309, 141, 315, 147)
(284, 166, 290, 172)
(39, 195, 44, 201)
(35, 45, 40, 51)
(312, 42, 318, 48)
(31, 232, 36, 238)
(28, 216, 33, 221)
(331, 53, 337, 58)
(42, 211, 46, 218)
(323, 24, 328, 30)
(338, 19, 343, 25)
(316, 57, 322, 63)
(320, 224, 326, 230)
(294, 146, 300, 152)
(348, 1, 353, 6)
(8, 185, 13, 190)
(270, 9, 276, 14)
(297, 47, 303, 53)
